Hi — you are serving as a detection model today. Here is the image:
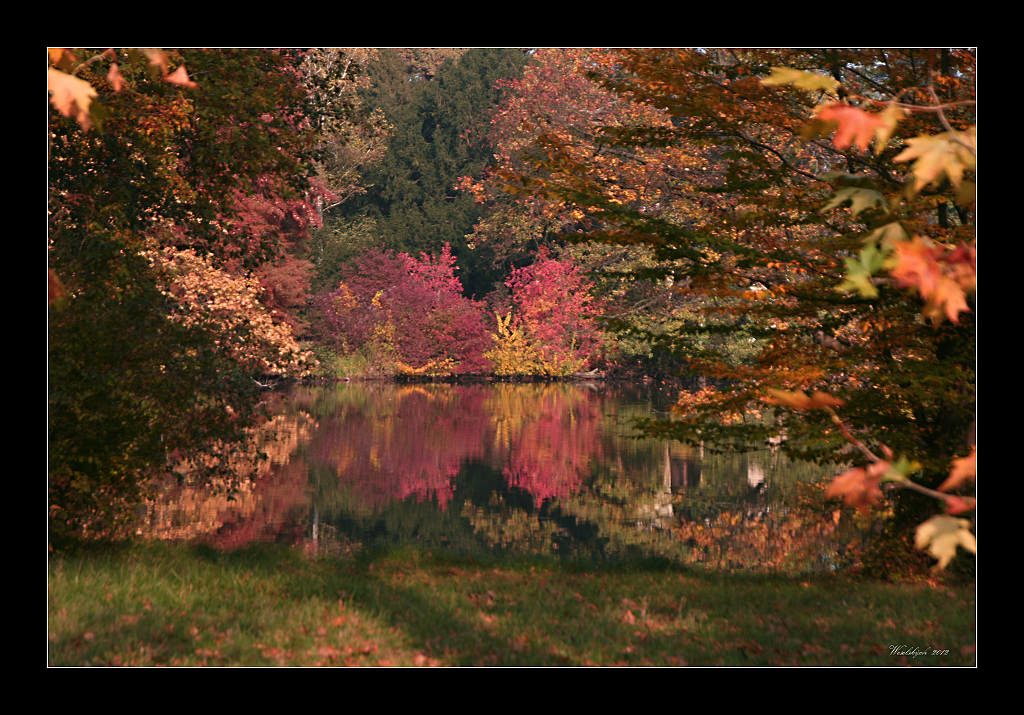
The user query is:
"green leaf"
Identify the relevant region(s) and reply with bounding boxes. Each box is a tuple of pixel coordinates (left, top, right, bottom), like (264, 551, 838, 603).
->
(859, 242, 886, 274)
(836, 260, 877, 298)
(862, 221, 908, 250)
(836, 244, 885, 298)
(821, 187, 889, 216)
(883, 455, 921, 483)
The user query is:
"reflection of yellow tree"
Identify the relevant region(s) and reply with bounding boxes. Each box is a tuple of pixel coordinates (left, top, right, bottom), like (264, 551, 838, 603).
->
(486, 384, 582, 454)
(485, 384, 602, 507)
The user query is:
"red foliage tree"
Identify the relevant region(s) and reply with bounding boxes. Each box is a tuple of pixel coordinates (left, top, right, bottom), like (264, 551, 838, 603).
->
(501, 249, 604, 374)
(318, 245, 492, 374)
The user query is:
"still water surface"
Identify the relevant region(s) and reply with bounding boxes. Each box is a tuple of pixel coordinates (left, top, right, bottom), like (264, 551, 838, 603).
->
(145, 382, 858, 572)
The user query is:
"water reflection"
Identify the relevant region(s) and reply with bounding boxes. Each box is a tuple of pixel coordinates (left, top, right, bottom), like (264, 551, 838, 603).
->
(147, 382, 861, 572)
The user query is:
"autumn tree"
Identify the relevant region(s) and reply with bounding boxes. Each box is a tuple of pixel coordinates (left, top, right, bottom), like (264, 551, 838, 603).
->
(48, 49, 337, 538)
(504, 48, 975, 576)
(487, 248, 604, 376)
(465, 49, 697, 257)
(317, 245, 492, 375)
(463, 48, 727, 374)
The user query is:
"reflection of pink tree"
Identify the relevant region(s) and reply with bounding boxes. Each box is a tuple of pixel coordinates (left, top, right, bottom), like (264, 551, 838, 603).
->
(310, 384, 609, 513)
(316, 386, 490, 510)
(502, 388, 603, 507)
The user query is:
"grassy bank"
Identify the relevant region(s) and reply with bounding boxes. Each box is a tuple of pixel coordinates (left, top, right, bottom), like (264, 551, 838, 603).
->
(48, 541, 975, 667)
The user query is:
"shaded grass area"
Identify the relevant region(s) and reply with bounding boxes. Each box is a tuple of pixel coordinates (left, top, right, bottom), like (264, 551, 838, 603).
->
(48, 541, 976, 666)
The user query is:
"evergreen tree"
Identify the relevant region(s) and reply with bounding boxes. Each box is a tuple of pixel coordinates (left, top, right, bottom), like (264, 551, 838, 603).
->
(325, 48, 530, 298)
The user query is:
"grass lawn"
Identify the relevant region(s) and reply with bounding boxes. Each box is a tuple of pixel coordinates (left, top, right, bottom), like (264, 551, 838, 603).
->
(48, 541, 976, 666)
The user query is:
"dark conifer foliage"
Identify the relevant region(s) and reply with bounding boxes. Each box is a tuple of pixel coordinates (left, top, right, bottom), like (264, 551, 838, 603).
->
(330, 48, 531, 298)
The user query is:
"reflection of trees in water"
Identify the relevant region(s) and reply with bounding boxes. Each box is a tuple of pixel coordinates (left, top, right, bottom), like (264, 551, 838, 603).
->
(310, 384, 490, 510)
(304, 383, 611, 513)
(665, 442, 701, 490)
(165, 382, 859, 571)
(490, 384, 603, 507)
(140, 411, 317, 546)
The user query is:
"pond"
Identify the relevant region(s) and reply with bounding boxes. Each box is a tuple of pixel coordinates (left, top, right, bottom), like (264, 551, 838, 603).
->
(142, 381, 864, 573)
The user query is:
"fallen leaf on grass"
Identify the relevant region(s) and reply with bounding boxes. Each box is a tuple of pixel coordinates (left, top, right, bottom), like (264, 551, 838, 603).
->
(413, 652, 442, 666)
(508, 635, 529, 652)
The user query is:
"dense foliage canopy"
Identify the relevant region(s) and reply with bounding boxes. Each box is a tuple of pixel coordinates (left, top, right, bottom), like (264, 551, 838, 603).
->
(317, 245, 493, 375)
(48, 49, 338, 537)
(500, 48, 976, 574)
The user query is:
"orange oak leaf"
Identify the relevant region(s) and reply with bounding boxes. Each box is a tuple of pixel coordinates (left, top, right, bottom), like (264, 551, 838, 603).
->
(165, 65, 198, 89)
(945, 496, 975, 515)
(938, 446, 976, 492)
(891, 237, 942, 296)
(106, 62, 126, 91)
(891, 237, 972, 324)
(816, 103, 888, 152)
(826, 462, 887, 515)
(47, 67, 98, 131)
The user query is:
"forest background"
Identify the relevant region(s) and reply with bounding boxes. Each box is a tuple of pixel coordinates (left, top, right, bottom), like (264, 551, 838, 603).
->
(48, 48, 975, 577)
